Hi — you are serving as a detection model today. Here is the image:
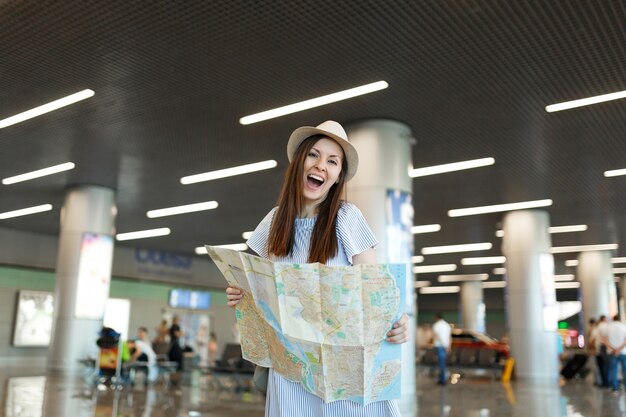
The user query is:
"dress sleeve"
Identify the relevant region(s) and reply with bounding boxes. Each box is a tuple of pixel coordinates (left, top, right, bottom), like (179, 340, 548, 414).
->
(336, 202, 378, 264)
(246, 207, 277, 258)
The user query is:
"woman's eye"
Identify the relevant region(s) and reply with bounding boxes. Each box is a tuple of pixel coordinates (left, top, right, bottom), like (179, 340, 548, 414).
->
(308, 152, 318, 158)
(329, 160, 338, 165)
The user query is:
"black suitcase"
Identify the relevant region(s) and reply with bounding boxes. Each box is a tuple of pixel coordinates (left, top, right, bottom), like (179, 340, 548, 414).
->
(560, 353, 588, 379)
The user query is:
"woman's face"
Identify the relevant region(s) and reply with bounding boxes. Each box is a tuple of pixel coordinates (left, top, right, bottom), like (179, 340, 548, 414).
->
(302, 137, 344, 208)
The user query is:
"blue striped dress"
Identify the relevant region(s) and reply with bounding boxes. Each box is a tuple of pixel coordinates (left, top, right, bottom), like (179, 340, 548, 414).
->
(247, 202, 402, 417)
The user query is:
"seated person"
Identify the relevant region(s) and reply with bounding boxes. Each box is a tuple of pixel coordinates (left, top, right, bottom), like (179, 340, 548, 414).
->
(127, 339, 158, 383)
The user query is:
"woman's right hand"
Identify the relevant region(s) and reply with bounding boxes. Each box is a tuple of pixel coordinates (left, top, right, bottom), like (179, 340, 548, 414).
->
(226, 285, 243, 308)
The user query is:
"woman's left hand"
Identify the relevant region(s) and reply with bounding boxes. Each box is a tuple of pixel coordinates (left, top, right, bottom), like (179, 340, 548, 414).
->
(387, 313, 409, 344)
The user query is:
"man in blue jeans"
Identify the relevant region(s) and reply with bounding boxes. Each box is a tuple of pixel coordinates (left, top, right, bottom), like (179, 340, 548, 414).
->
(603, 314, 626, 392)
(433, 313, 452, 385)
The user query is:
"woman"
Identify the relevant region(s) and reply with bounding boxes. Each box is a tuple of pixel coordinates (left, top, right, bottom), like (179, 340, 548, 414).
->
(227, 120, 408, 416)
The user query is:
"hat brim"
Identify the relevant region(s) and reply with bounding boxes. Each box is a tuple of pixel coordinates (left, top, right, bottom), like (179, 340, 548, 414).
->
(287, 126, 359, 182)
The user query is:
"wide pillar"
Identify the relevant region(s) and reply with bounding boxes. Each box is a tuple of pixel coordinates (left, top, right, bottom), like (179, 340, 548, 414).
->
(345, 119, 415, 413)
(578, 251, 618, 322)
(461, 281, 485, 332)
(48, 185, 116, 372)
(502, 210, 559, 384)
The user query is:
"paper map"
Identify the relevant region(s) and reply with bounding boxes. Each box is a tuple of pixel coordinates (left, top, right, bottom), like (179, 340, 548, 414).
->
(206, 245, 405, 405)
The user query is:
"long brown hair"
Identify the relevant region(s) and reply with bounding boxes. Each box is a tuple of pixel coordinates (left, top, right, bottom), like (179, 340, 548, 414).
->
(267, 135, 348, 264)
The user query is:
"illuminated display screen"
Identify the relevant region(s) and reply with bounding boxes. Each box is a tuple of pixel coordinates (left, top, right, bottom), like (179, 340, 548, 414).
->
(168, 289, 211, 310)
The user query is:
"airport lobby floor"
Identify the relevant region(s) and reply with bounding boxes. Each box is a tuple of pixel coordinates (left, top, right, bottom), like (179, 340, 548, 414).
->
(2, 366, 626, 417)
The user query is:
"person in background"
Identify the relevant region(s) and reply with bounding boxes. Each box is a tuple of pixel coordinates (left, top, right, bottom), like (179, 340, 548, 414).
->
(226, 120, 409, 417)
(127, 338, 158, 384)
(590, 315, 609, 388)
(602, 314, 626, 393)
(208, 332, 219, 366)
(137, 326, 152, 347)
(432, 312, 452, 386)
(154, 319, 170, 344)
(586, 318, 601, 386)
(168, 315, 184, 371)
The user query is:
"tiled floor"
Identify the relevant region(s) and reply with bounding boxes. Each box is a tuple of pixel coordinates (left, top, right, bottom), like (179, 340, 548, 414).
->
(2, 366, 626, 416)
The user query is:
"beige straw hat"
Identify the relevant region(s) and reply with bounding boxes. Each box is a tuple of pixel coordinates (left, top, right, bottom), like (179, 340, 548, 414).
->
(286, 120, 359, 181)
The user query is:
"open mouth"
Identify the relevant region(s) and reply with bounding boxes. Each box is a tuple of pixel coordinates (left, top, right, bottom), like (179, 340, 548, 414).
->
(307, 174, 325, 188)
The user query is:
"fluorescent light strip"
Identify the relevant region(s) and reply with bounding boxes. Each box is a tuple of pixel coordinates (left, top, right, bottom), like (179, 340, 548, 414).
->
(411, 224, 441, 234)
(414, 281, 431, 288)
(116, 227, 170, 241)
(546, 90, 626, 113)
(239, 81, 389, 125)
(420, 286, 460, 294)
(565, 260, 578, 267)
(461, 256, 506, 266)
(413, 264, 457, 274)
(449, 199, 552, 217)
(147, 201, 218, 218)
(554, 282, 581, 289)
(613, 268, 626, 274)
(181, 160, 277, 184)
(554, 274, 575, 282)
(2, 162, 75, 185)
(438, 274, 488, 282)
(422, 242, 492, 255)
(612, 258, 626, 264)
(493, 268, 507, 275)
(411, 255, 424, 264)
(551, 244, 618, 254)
(195, 243, 248, 255)
(242, 231, 254, 240)
(495, 230, 504, 238)
(548, 225, 588, 234)
(0, 204, 53, 219)
(605, 168, 626, 178)
(409, 157, 494, 178)
(0, 89, 94, 129)
(483, 281, 507, 288)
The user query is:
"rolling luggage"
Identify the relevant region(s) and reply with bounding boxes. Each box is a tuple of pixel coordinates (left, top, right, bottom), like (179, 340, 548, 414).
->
(560, 353, 588, 380)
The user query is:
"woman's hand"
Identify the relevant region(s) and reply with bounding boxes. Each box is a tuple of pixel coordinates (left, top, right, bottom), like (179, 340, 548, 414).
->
(226, 286, 243, 308)
(387, 313, 409, 344)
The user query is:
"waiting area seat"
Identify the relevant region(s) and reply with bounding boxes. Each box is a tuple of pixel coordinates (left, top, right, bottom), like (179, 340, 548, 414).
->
(201, 343, 255, 391)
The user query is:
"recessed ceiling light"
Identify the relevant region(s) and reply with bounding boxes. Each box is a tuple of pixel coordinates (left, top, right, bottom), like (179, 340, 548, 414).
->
(242, 231, 254, 240)
(482, 281, 507, 288)
(116, 227, 170, 241)
(421, 242, 492, 255)
(545, 90, 626, 113)
(414, 281, 431, 288)
(438, 274, 488, 282)
(239, 81, 388, 125)
(411, 255, 424, 264)
(181, 160, 277, 184)
(495, 230, 504, 238)
(2, 162, 75, 185)
(554, 282, 581, 289)
(448, 199, 552, 217)
(493, 267, 507, 275)
(411, 224, 441, 234)
(409, 157, 494, 178)
(565, 260, 578, 267)
(0, 89, 94, 129)
(548, 225, 588, 233)
(551, 244, 618, 254)
(461, 256, 506, 265)
(195, 243, 248, 254)
(0, 204, 53, 219)
(147, 201, 218, 218)
(412, 264, 457, 274)
(604, 168, 626, 178)
(554, 274, 575, 282)
(419, 285, 460, 294)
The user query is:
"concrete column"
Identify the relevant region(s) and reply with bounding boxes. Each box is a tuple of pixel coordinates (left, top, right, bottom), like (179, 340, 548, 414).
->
(345, 119, 416, 412)
(48, 186, 116, 372)
(502, 210, 559, 384)
(578, 251, 618, 321)
(461, 281, 485, 333)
